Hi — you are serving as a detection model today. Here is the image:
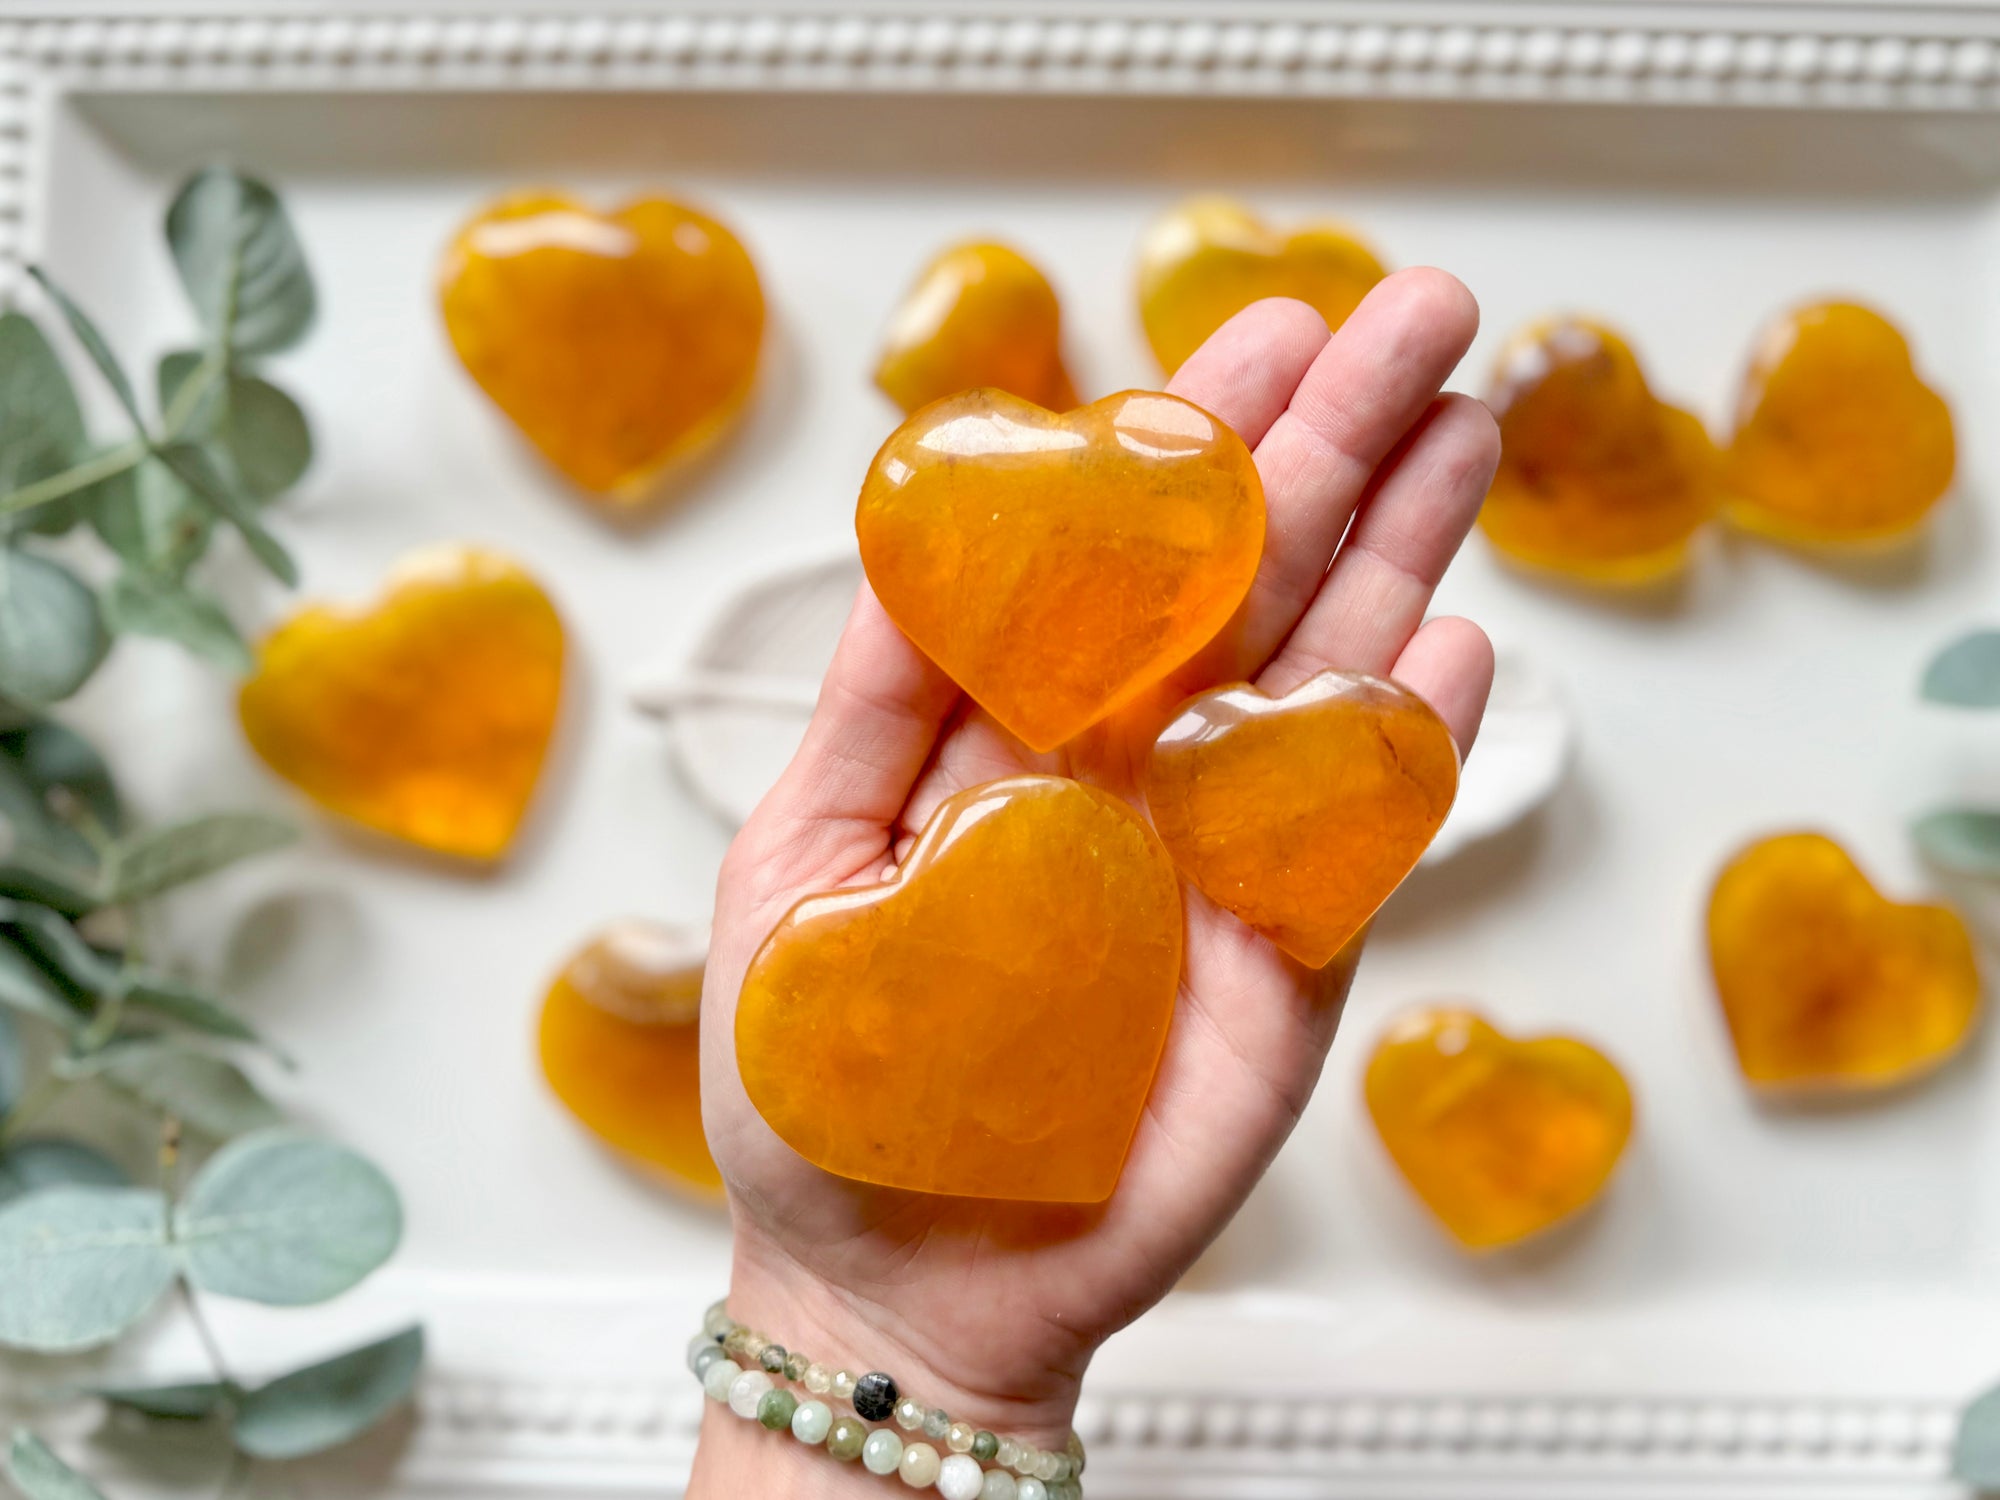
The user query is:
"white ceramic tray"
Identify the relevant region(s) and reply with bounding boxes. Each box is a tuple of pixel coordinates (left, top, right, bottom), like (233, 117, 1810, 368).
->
(8, 5, 2000, 1498)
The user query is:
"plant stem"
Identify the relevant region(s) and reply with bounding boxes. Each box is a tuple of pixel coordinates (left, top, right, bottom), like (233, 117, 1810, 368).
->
(0, 440, 145, 520)
(159, 347, 225, 440)
(178, 1277, 237, 1391)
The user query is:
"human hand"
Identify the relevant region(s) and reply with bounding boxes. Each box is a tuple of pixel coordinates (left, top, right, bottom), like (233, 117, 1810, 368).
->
(691, 270, 1500, 1493)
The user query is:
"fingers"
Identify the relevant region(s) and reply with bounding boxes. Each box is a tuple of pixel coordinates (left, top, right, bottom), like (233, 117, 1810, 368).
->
(1229, 269, 1482, 676)
(1260, 391, 1499, 694)
(1166, 297, 1332, 449)
(1386, 614, 1496, 756)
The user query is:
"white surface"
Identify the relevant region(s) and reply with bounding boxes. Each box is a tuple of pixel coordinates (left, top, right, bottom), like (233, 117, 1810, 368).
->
(9, 38, 2000, 1500)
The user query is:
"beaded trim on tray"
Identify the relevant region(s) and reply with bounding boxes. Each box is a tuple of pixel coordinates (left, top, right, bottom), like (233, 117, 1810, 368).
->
(689, 1300, 1085, 1500)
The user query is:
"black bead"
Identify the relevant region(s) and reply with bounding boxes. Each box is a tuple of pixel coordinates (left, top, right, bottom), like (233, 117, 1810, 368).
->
(851, 1371, 898, 1422)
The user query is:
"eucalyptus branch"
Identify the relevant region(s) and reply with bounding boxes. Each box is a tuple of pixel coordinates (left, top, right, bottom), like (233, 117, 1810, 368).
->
(0, 440, 145, 520)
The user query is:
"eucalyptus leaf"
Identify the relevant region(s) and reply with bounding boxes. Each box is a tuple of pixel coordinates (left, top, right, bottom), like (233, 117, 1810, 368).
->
(0, 938, 84, 1028)
(0, 709, 122, 855)
(0, 1007, 19, 1115)
(6, 1432, 110, 1500)
(1913, 808, 2000, 878)
(90, 457, 213, 582)
(0, 857, 99, 921)
(93, 1381, 229, 1422)
(0, 900, 120, 1003)
(152, 442, 297, 586)
(1921, 630, 2000, 709)
(0, 1185, 173, 1351)
(122, 976, 264, 1049)
(25, 269, 143, 434)
(155, 352, 222, 442)
(0, 312, 89, 537)
(1956, 1379, 2000, 1484)
(177, 1133, 401, 1306)
(0, 1139, 126, 1205)
(162, 353, 313, 502)
(0, 547, 110, 707)
(98, 1044, 280, 1140)
(233, 1325, 422, 1458)
(165, 169, 316, 356)
(100, 571, 251, 673)
(101, 812, 293, 905)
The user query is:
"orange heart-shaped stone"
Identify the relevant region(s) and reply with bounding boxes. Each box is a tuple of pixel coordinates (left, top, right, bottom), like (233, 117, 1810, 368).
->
(1138, 196, 1387, 375)
(238, 545, 564, 861)
(1365, 1007, 1633, 1251)
(1708, 832, 1981, 1091)
(736, 775, 1182, 1202)
(538, 919, 720, 1195)
(857, 389, 1264, 752)
(874, 241, 1077, 415)
(1725, 301, 1955, 544)
(439, 191, 764, 502)
(1481, 318, 1721, 583)
(1145, 671, 1458, 968)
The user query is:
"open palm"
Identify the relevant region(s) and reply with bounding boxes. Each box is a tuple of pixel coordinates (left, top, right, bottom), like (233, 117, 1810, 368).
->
(696, 271, 1501, 1452)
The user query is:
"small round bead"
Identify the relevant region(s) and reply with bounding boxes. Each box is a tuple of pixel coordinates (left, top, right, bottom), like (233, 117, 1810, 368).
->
(1035, 1452, 1059, 1481)
(924, 1408, 951, 1440)
(971, 1431, 999, 1462)
(727, 1369, 772, 1419)
(686, 1332, 716, 1372)
(759, 1344, 787, 1375)
(702, 1300, 733, 1337)
(1013, 1446, 1037, 1475)
(938, 1453, 985, 1500)
(853, 1371, 899, 1423)
(804, 1363, 833, 1395)
(996, 1438, 1019, 1468)
(827, 1416, 868, 1461)
(784, 1351, 810, 1382)
(1015, 1479, 1047, 1500)
(895, 1397, 926, 1431)
(693, 1345, 731, 1380)
(791, 1399, 834, 1445)
(832, 1370, 858, 1400)
(978, 1469, 1017, 1500)
(722, 1327, 761, 1357)
(862, 1427, 905, 1475)
(702, 1359, 741, 1402)
(757, 1389, 798, 1431)
(899, 1442, 942, 1488)
(946, 1421, 975, 1454)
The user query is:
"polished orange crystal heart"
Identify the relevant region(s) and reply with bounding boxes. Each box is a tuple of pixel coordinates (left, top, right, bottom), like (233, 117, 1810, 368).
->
(1138, 196, 1387, 375)
(874, 241, 1077, 415)
(857, 389, 1264, 753)
(1145, 672, 1458, 968)
(1365, 1007, 1633, 1251)
(1707, 832, 1981, 1091)
(538, 919, 720, 1195)
(439, 191, 764, 502)
(736, 775, 1182, 1202)
(238, 545, 563, 860)
(1724, 301, 1955, 544)
(1480, 318, 1721, 583)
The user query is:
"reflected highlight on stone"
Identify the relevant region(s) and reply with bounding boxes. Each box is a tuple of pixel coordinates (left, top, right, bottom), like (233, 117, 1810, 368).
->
(439, 191, 764, 502)
(538, 919, 720, 1194)
(874, 241, 1077, 415)
(1480, 318, 1720, 583)
(736, 776, 1183, 1202)
(1365, 1007, 1633, 1251)
(1145, 671, 1458, 968)
(1708, 832, 1981, 1091)
(238, 545, 563, 861)
(856, 389, 1265, 752)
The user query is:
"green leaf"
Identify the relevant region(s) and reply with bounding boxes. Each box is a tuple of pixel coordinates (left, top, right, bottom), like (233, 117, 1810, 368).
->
(0, 1139, 126, 1205)
(100, 812, 292, 905)
(26, 269, 142, 434)
(234, 1325, 422, 1458)
(6, 1432, 110, 1500)
(0, 1186, 173, 1351)
(1913, 808, 2000, 877)
(152, 442, 297, 587)
(0, 900, 120, 1003)
(0, 939, 84, 1028)
(163, 353, 312, 503)
(1921, 630, 2000, 709)
(177, 1133, 401, 1306)
(89, 457, 213, 581)
(0, 1008, 18, 1114)
(0, 313, 89, 537)
(1957, 1379, 2000, 1484)
(0, 548, 110, 707)
(98, 1044, 280, 1141)
(122, 976, 264, 1049)
(93, 1381, 229, 1422)
(0, 711, 122, 857)
(155, 352, 222, 440)
(100, 571, 251, 673)
(165, 168, 316, 356)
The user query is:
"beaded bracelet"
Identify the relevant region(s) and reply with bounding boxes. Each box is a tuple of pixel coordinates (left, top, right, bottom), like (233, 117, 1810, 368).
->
(687, 1300, 1084, 1500)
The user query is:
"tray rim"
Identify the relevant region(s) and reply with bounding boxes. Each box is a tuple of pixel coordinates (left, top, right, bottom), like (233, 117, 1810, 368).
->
(4, 6, 1999, 1496)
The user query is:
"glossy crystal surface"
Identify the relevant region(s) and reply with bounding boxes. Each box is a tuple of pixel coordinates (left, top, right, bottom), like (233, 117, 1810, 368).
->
(238, 545, 563, 860)
(1480, 318, 1721, 582)
(856, 389, 1265, 752)
(1365, 1007, 1633, 1251)
(1708, 832, 1981, 1091)
(1145, 671, 1458, 968)
(439, 191, 764, 500)
(874, 241, 1077, 414)
(736, 775, 1183, 1202)
(1138, 196, 1386, 374)
(1725, 301, 1955, 543)
(537, 919, 720, 1194)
